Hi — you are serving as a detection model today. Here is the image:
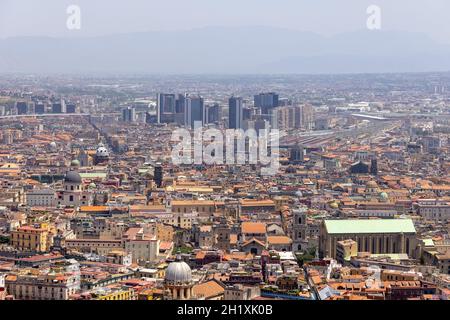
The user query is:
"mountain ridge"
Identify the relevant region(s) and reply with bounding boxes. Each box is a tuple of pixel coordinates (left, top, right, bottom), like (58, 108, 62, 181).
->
(1, 26, 449, 74)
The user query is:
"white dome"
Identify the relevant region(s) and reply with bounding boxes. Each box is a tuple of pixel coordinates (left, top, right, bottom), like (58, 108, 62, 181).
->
(96, 147, 109, 157)
(164, 260, 192, 285)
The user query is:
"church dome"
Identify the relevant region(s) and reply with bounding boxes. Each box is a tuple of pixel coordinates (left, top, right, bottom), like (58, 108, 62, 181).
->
(164, 258, 192, 285)
(71, 159, 80, 167)
(379, 192, 389, 201)
(96, 146, 109, 158)
(65, 170, 82, 183)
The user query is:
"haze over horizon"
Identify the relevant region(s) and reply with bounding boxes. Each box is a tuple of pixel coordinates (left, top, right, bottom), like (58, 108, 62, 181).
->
(1, 1, 450, 74)
(1, 0, 450, 44)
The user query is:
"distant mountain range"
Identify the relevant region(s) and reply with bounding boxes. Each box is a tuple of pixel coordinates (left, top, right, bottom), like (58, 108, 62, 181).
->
(1, 26, 450, 74)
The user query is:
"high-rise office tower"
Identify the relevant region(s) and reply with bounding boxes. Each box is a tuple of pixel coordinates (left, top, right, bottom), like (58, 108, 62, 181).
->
(157, 93, 176, 123)
(254, 118, 269, 132)
(205, 103, 221, 124)
(270, 104, 314, 130)
(289, 145, 305, 163)
(229, 97, 244, 129)
(175, 94, 186, 114)
(300, 104, 314, 130)
(173, 94, 187, 126)
(52, 101, 65, 114)
(122, 107, 136, 122)
(16, 102, 28, 115)
(243, 107, 252, 121)
(271, 105, 297, 130)
(66, 103, 76, 113)
(184, 95, 204, 129)
(254, 92, 279, 115)
(34, 103, 45, 114)
(270, 107, 286, 130)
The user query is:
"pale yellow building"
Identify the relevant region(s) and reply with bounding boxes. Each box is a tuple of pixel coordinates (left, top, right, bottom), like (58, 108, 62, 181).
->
(336, 239, 358, 264)
(171, 200, 224, 216)
(10, 224, 52, 252)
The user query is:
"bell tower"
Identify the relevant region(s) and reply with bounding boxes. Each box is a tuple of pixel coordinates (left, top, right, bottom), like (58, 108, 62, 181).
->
(292, 206, 308, 252)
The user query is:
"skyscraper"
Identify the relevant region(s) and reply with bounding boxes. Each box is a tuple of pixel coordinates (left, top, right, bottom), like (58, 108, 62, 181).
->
(66, 103, 76, 113)
(289, 145, 305, 163)
(52, 102, 65, 114)
(184, 95, 204, 129)
(175, 94, 186, 114)
(205, 103, 221, 124)
(157, 93, 176, 123)
(270, 104, 314, 130)
(174, 94, 187, 126)
(254, 92, 279, 115)
(16, 102, 28, 115)
(122, 107, 136, 122)
(34, 103, 45, 114)
(300, 104, 314, 130)
(243, 107, 252, 122)
(229, 97, 244, 129)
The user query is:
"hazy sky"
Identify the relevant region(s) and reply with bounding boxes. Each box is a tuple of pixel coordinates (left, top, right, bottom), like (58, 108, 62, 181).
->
(1, 0, 449, 43)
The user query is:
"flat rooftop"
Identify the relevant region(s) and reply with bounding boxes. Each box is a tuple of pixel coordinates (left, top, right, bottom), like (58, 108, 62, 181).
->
(324, 219, 416, 234)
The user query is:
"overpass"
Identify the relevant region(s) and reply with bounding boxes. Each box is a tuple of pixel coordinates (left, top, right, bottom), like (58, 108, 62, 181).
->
(0, 113, 90, 120)
(350, 113, 390, 121)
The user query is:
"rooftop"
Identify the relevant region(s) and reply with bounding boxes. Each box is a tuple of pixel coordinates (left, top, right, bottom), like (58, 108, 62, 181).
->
(324, 219, 416, 234)
(241, 222, 266, 234)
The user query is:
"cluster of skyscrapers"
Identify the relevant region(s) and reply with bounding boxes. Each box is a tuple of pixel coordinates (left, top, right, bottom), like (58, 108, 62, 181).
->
(154, 91, 314, 131)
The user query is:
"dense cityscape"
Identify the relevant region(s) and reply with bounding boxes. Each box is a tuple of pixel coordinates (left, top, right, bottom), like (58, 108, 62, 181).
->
(0, 72, 449, 301)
